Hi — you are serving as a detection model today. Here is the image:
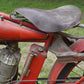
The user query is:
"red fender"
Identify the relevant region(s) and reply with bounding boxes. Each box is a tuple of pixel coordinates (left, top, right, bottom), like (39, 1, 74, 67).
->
(48, 39, 84, 84)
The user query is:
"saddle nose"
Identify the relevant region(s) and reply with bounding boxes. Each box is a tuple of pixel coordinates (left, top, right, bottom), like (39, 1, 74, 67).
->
(14, 5, 83, 32)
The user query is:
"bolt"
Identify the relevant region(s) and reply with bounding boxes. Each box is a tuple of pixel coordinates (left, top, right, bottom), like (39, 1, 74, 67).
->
(38, 47, 44, 52)
(30, 52, 34, 57)
(30, 52, 38, 57)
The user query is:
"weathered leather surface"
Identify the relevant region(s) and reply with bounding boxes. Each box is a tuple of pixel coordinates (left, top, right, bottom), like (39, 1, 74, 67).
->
(15, 5, 83, 32)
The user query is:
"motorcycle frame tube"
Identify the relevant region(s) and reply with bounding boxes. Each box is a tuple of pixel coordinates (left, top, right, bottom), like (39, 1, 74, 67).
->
(0, 20, 48, 41)
(18, 34, 53, 84)
(48, 39, 84, 84)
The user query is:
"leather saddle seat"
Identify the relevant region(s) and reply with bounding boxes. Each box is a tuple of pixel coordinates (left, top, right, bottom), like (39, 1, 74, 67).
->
(15, 5, 83, 32)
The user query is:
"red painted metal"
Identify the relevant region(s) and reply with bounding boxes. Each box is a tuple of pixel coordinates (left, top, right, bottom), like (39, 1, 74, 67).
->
(48, 62, 66, 84)
(44, 33, 54, 49)
(70, 39, 84, 53)
(70, 39, 84, 84)
(19, 44, 47, 84)
(48, 39, 84, 84)
(0, 12, 10, 20)
(76, 77, 84, 84)
(0, 20, 47, 41)
(19, 35, 53, 84)
(0, 12, 44, 31)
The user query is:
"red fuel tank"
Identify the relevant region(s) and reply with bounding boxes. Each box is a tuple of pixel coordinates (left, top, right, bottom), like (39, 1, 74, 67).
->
(0, 20, 47, 41)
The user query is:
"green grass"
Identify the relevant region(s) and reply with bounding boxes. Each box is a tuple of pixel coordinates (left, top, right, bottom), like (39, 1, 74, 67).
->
(0, 0, 84, 13)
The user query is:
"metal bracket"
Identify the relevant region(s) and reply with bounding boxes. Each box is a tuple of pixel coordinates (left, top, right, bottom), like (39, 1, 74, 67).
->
(31, 44, 47, 57)
(48, 36, 84, 63)
(48, 36, 71, 55)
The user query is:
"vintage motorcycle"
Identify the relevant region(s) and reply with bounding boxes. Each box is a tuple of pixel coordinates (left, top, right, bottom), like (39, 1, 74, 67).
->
(0, 5, 84, 84)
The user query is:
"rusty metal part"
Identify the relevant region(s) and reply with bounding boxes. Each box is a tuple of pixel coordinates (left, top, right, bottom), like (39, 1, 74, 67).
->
(14, 5, 82, 32)
(22, 52, 34, 78)
(31, 45, 47, 57)
(48, 36, 84, 63)
(26, 69, 31, 77)
(38, 46, 44, 52)
(48, 35, 71, 54)
(57, 52, 84, 63)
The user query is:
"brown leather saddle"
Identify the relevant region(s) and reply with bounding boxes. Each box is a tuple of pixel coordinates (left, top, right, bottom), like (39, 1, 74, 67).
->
(14, 5, 83, 32)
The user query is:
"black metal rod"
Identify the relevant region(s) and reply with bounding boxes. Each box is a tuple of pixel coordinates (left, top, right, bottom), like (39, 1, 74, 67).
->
(57, 32, 84, 39)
